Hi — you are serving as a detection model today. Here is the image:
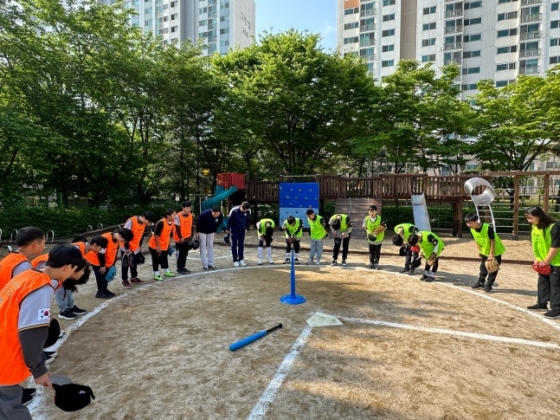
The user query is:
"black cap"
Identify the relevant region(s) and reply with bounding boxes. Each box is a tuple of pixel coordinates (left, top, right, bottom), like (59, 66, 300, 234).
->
(144, 211, 158, 223)
(53, 383, 95, 412)
(182, 201, 192, 208)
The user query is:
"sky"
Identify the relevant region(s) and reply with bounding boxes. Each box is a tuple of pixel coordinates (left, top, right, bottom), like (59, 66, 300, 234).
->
(254, 0, 338, 52)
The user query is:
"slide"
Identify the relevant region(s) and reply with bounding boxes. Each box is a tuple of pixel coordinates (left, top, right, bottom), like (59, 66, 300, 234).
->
(411, 194, 431, 231)
(201, 186, 238, 211)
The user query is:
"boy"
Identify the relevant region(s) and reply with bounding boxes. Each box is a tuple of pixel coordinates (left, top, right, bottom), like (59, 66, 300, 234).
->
(226, 201, 251, 267)
(305, 209, 328, 266)
(363, 206, 387, 269)
(408, 230, 445, 282)
(0, 244, 85, 420)
(85, 228, 134, 299)
(329, 214, 353, 267)
(196, 205, 223, 270)
(0, 227, 45, 291)
(121, 211, 158, 288)
(393, 223, 419, 275)
(149, 209, 177, 281)
(174, 201, 194, 274)
(465, 213, 506, 293)
(281, 216, 303, 264)
(256, 218, 275, 265)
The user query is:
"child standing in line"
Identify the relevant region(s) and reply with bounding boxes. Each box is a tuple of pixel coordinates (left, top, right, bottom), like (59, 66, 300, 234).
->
(305, 209, 328, 266)
(256, 218, 275, 265)
(392, 223, 419, 275)
(0, 227, 45, 291)
(408, 230, 445, 282)
(281, 216, 303, 264)
(149, 209, 177, 281)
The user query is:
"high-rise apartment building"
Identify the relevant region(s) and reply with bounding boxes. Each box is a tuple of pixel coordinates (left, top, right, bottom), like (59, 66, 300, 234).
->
(101, 0, 255, 55)
(338, 0, 560, 97)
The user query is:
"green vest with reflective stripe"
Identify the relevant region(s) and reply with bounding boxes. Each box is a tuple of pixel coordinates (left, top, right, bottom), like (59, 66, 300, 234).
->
(257, 218, 275, 239)
(532, 224, 560, 266)
(418, 231, 445, 257)
(307, 215, 327, 241)
(470, 223, 505, 257)
(364, 216, 385, 244)
(330, 214, 349, 232)
(284, 218, 303, 238)
(394, 223, 416, 241)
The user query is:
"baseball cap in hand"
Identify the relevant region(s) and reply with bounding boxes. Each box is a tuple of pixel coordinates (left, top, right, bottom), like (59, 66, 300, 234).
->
(52, 375, 95, 412)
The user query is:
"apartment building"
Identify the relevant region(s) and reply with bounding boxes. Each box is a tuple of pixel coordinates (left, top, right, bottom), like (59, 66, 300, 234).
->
(338, 0, 560, 96)
(100, 0, 255, 55)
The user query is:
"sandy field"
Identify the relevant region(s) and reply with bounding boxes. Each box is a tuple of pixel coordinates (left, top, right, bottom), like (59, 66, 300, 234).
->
(23, 233, 560, 420)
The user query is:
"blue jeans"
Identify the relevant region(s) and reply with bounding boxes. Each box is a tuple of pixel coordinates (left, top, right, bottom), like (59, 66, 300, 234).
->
(55, 287, 75, 312)
(231, 230, 246, 262)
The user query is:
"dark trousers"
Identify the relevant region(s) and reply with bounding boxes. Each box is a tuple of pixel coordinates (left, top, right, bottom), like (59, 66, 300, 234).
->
(478, 255, 502, 287)
(92, 265, 108, 292)
(0, 385, 30, 420)
(537, 265, 560, 311)
(404, 245, 419, 271)
(333, 235, 351, 261)
(231, 230, 245, 262)
(121, 251, 138, 280)
(368, 243, 382, 264)
(285, 239, 301, 253)
(150, 248, 169, 271)
(424, 257, 439, 273)
(176, 241, 189, 270)
(258, 238, 273, 248)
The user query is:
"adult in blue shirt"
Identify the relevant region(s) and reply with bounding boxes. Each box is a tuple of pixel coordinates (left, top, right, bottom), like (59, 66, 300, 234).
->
(226, 201, 251, 267)
(196, 205, 223, 270)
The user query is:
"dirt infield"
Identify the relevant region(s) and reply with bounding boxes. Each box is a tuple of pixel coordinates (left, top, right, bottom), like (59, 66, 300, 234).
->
(26, 235, 560, 419)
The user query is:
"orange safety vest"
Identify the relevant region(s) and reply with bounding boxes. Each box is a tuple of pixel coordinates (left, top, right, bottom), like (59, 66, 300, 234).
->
(127, 216, 146, 252)
(0, 253, 29, 291)
(85, 233, 118, 267)
(72, 242, 87, 257)
(149, 219, 173, 251)
(0, 269, 55, 385)
(173, 212, 193, 242)
(31, 254, 48, 269)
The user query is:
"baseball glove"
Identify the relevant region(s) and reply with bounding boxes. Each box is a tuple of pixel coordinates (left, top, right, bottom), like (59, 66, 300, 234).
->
(122, 253, 136, 268)
(426, 253, 438, 266)
(532, 261, 552, 276)
(135, 252, 145, 265)
(105, 266, 117, 282)
(398, 246, 407, 257)
(367, 233, 377, 242)
(485, 259, 500, 273)
(286, 237, 294, 244)
(411, 257, 423, 269)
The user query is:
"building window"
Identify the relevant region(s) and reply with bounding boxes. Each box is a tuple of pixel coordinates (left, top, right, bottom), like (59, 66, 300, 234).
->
(461, 83, 478, 91)
(498, 0, 518, 3)
(171, 26, 177, 33)
(497, 45, 517, 54)
(382, 29, 396, 36)
(552, 2, 559, 11)
(344, 36, 359, 44)
(220, 28, 229, 34)
(422, 22, 436, 31)
(423, 6, 436, 15)
(171, 14, 177, 20)
(462, 67, 480, 74)
(344, 7, 359, 15)
(170, 1, 177, 7)
(497, 11, 517, 21)
(552, 38, 560, 46)
(422, 54, 436, 62)
(551, 56, 560, 64)
(344, 22, 359, 30)
(464, 34, 482, 42)
(383, 0, 396, 5)
(464, 17, 482, 26)
(496, 62, 516, 71)
(382, 44, 395, 52)
(465, 1, 482, 9)
(463, 50, 481, 58)
(497, 28, 518, 37)
(382, 59, 395, 67)
(383, 13, 396, 22)
(422, 38, 436, 47)
(552, 20, 560, 29)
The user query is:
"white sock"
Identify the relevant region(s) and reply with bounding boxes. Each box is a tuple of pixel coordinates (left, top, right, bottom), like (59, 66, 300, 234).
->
(165, 268, 170, 273)
(258, 247, 263, 258)
(154, 271, 159, 276)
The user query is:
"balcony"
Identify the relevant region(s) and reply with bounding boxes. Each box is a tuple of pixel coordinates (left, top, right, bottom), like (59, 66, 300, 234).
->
(519, 66, 541, 74)
(445, 25, 463, 34)
(360, 9, 376, 17)
(360, 24, 376, 32)
(360, 54, 376, 61)
(520, 31, 541, 40)
(519, 48, 541, 57)
(444, 58, 463, 65)
(444, 42, 463, 50)
(359, 39, 376, 47)
(445, 10, 463, 18)
(521, 13, 542, 23)
(521, 0, 542, 5)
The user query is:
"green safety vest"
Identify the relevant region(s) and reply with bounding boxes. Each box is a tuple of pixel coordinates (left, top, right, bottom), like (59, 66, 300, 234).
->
(364, 215, 385, 244)
(418, 230, 445, 257)
(257, 218, 275, 239)
(531, 224, 560, 266)
(470, 223, 505, 257)
(284, 218, 303, 239)
(307, 215, 327, 241)
(394, 223, 417, 241)
(330, 214, 349, 232)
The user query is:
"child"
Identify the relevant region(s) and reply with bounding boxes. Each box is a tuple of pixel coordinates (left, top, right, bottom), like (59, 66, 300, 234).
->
(305, 209, 328, 266)
(329, 214, 353, 267)
(196, 206, 223, 270)
(226, 201, 252, 267)
(149, 209, 177, 281)
(256, 218, 275, 265)
(362, 205, 387, 269)
(0, 244, 85, 419)
(0, 227, 45, 291)
(408, 230, 445, 281)
(174, 201, 195, 274)
(392, 223, 419, 275)
(121, 211, 158, 288)
(281, 216, 303, 264)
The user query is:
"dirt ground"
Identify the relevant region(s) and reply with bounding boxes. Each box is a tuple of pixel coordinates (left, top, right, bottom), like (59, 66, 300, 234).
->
(25, 233, 560, 420)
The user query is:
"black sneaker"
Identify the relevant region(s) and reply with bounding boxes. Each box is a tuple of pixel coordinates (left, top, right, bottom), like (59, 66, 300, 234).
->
(331, 260, 337, 266)
(43, 350, 57, 358)
(483, 286, 493, 293)
(58, 309, 77, 320)
(208, 265, 216, 270)
(471, 282, 485, 289)
(543, 310, 560, 319)
(420, 275, 427, 281)
(178, 268, 191, 274)
(44, 351, 56, 365)
(294, 258, 300, 265)
(341, 260, 347, 267)
(367, 263, 374, 269)
(527, 303, 548, 310)
(203, 267, 208, 271)
(408, 270, 415, 276)
(22, 387, 35, 406)
(95, 290, 115, 299)
(70, 305, 87, 315)
(283, 258, 291, 265)
(375, 264, 381, 270)
(400, 268, 408, 273)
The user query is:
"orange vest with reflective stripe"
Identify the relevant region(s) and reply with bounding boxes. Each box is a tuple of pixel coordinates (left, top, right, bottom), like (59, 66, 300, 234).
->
(127, 217, 146, 252)
(85, 233, 118, 267)
(149, 219, 173, 251)
(0, 269, 54, 385)
(31, 254, 48, 269)
(0, 253, 29, 291)
(173, 212, 193, 241)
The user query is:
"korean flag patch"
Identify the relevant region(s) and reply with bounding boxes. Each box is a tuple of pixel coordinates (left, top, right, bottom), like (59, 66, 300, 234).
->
(38, 308, 50, 321)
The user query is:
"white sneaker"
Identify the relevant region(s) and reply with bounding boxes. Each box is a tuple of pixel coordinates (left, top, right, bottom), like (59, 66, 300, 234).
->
(268, 258, 274, 264)
(233, 261, 240, 267)
(257, 257, 263, 265)
(239, 260, 247, 267)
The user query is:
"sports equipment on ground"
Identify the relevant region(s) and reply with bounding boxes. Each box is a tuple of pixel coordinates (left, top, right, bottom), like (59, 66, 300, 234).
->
(485, 259, 500, 273)
(532, 261, 552, 275)
(229, 323, 283, 351)
(105, 266, 117, 282)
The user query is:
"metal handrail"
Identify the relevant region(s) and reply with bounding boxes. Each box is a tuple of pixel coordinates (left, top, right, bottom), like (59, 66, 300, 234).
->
(97, 223, 104, 229)
(46, 230, 55, 243)
(10, 229, 18, 241)
(0, 228, 2, 241)
(86, 225, 93, 232)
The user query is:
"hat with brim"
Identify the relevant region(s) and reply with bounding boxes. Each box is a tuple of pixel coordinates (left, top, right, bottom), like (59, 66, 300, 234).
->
(52, 375, 95, 412)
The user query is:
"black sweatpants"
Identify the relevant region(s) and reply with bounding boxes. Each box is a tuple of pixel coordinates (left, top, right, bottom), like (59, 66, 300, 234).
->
(150, 248, 169, 271)
(368, 243, 382, 265)
(333, 235, 351, 261)
(176, 241, 190, 270)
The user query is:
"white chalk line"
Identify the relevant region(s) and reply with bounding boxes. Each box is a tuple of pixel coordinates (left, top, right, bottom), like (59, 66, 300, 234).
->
(247, 325, 312, 420)
(338, 316, 560, 349)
